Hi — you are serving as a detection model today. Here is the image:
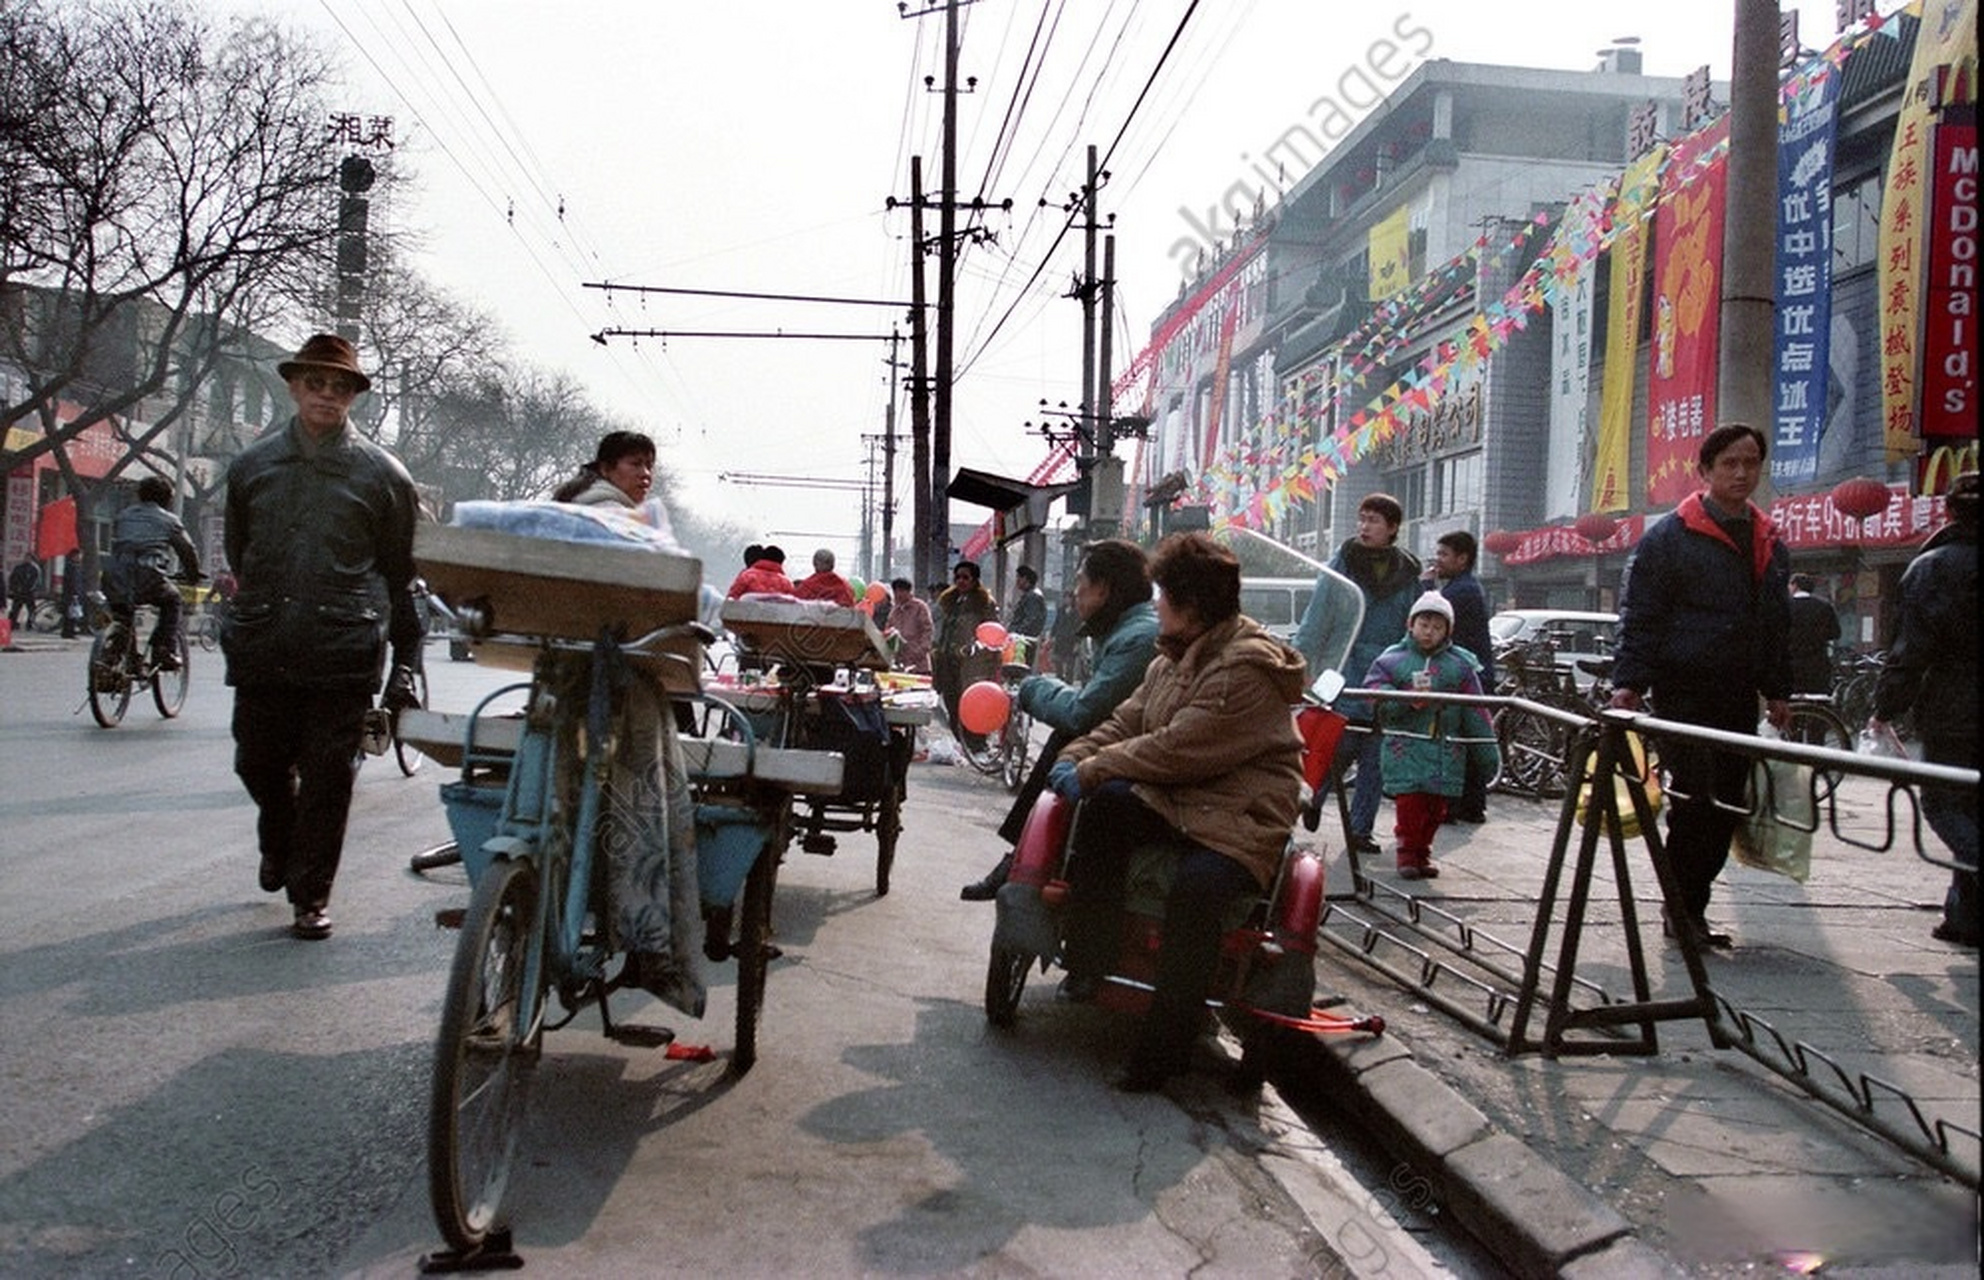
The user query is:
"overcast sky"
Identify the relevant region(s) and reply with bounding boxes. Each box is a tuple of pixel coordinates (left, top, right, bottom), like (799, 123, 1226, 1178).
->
(234, 0, 1895, 565)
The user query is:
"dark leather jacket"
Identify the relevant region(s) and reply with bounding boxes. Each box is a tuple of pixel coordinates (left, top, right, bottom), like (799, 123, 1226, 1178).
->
(1872, 520, 1977, 745)
(221, 417, 421, 689)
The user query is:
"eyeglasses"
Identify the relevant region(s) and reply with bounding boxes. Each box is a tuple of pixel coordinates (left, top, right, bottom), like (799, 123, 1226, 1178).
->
(300, 373, 360, 397)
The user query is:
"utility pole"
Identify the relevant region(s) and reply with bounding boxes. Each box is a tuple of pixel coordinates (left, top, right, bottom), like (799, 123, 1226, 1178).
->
(908, 156, 932, 590)
(1720, 0, 1779, 480)
(932, 0, 961, 581)
(882, 329, 905, 580)
(1079, 144, 1101, 477)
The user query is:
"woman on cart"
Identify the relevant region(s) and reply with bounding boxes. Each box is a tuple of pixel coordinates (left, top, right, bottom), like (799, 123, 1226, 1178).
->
(1047, 531, 1308, 1091)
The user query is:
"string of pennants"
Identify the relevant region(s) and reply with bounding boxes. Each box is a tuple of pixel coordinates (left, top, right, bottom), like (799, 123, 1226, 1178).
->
(1188, 8, 1905, 532)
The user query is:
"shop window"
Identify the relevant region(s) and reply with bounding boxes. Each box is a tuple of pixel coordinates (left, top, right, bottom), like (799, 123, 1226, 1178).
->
(1832, 172, 1880, 276)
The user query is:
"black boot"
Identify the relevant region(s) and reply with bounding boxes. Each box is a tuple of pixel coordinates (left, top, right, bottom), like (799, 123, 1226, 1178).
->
(960, 852, 1014, 902)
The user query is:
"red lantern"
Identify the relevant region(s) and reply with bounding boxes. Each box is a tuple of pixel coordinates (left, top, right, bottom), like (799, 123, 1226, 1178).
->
(1482, 530, 1522, 557)
(1574, 513, 1620, 545)
(1831, 476, 1891, 520)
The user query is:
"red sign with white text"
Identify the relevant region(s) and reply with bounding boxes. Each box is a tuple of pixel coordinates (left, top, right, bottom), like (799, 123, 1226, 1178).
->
(1921, 119, 1979, 441)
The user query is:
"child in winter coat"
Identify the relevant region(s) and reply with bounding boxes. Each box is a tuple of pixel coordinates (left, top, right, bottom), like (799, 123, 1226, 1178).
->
(1364, 591, 1501, 879)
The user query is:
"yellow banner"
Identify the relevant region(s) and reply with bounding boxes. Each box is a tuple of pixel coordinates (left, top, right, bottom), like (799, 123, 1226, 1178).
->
(1368, 204, 1411, 301)
(1879, 0, 1978, 461)
(1591, 146, 1665, 512)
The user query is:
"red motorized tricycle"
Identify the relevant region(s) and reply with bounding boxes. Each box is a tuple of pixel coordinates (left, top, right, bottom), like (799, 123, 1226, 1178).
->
(982, 692, 1383, 1074)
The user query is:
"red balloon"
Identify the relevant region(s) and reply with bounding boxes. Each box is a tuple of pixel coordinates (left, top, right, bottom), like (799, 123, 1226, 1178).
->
(958, 680, 1010, 735)
(974, 620, 1008, 649)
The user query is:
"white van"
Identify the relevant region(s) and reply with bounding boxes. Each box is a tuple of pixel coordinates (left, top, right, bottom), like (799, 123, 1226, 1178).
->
(1239, 577, 1318, 645)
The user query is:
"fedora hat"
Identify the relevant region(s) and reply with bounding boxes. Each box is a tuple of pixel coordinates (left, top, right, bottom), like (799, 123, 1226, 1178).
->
(277, 333, 371, 392)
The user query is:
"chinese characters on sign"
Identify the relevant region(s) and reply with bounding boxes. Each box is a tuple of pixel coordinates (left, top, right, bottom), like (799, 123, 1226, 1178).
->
(1628, 102, 1660, 159)
(1771, 64, 1840, 485)
(1682, 66, 1714, 132)
(327, 114, 395, 150)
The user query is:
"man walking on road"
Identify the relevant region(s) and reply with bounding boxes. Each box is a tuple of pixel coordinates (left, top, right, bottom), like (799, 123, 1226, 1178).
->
(222, 334, 422, 941)
(1609, 423, 1791, 950)
(1786, 573, 1840, 696)
(7, 556, 40, 631)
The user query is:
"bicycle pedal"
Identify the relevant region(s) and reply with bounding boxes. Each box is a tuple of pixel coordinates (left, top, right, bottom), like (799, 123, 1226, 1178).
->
(800, 834, 837, 855)
(605, 1023, 677, 1049)
(434, 907, 466, 930)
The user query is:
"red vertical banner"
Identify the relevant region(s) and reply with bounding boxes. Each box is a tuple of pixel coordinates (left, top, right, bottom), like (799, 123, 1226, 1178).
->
(1920, 119, 1979, 446)
(1645, 118, 1731, 506)
(35, 495, 79, 559)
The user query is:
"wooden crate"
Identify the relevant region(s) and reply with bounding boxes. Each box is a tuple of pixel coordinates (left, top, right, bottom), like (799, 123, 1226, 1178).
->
(720, 598, 892, 670)
(416, 524, 704, 690)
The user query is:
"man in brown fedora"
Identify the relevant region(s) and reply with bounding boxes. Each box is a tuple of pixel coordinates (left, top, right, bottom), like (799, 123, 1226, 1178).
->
(222, 333, 423, 940)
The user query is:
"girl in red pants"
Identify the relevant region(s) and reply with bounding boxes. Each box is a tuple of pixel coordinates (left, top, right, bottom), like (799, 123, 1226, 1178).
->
(1364, 592, 1501, 879)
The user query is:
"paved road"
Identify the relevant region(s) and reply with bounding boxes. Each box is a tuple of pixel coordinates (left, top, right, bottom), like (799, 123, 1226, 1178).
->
(1, 642, 1448, 1278)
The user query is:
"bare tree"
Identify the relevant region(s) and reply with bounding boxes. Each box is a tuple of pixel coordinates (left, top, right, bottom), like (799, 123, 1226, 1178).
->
(0, 0, 341, 535)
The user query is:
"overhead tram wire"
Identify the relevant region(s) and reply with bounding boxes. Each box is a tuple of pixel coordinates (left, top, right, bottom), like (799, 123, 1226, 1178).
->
(956, 1, 1199, 380)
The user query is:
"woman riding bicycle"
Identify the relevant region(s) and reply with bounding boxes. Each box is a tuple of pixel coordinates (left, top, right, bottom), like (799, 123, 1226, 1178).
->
(959, 539, 1158, 900)
(1046, 531, 1308, 1091)
(105, 476, 201, 670)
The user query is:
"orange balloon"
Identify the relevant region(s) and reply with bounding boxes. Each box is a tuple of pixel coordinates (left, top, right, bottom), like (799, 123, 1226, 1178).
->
(975, 620, 1008, 649)
(865, 580, 888, 604)
(957, 679, 1011, 735)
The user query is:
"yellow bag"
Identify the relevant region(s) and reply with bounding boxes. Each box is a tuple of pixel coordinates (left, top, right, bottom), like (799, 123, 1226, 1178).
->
(1577, 731, 1662, 840)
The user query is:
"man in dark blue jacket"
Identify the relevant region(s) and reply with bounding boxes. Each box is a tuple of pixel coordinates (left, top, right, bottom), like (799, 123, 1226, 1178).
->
(223, 334, 422, 941)
(1429, 530, 1496, 822)
(1610, 424, 1791, 949)
(1871, 472, 1978, 947)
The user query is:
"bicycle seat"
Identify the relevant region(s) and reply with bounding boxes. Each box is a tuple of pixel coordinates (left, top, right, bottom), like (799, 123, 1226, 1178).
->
(1575, 657, 1613, 677)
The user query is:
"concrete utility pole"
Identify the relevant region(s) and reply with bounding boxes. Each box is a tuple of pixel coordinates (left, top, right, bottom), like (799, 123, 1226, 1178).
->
(909, 156, 932, 591)
(1719, 0, 1780, 473)
(882, 329, 904, 580)
(1079, 144, 1100, 475)
(933, 0, 961, 581)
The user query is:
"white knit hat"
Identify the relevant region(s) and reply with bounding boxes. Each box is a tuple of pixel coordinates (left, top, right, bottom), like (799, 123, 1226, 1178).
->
(1409, 590, 1454, 627)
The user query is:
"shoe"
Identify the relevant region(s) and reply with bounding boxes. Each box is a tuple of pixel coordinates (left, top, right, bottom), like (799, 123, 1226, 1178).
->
(292, 907, 332, 940)
(1662, 908, 1731, 949)
(960, 852, 1014, 901)
(1930, 921, 1980, 947)
(153, 651, 182, 672)
(1449, 809, 1487, 824)
(1347, 834, 1382, 856)
(258, 855, 284, 894)
(1056, 973, 1101, 1004)
(1397, 861, 1440, 880)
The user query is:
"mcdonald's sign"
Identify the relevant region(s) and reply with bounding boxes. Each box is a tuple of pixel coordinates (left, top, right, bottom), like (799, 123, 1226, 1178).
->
(1919, 437, 1980, 495)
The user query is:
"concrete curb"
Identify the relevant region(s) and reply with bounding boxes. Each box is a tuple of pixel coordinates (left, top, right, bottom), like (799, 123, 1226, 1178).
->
(1287, 1019, 1685, 1277)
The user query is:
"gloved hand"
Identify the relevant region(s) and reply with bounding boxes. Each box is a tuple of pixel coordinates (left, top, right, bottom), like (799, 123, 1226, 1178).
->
(382, 664, 421, 714)
(1048, 759, 1083, 802)
(1015, 675, 1045, 716)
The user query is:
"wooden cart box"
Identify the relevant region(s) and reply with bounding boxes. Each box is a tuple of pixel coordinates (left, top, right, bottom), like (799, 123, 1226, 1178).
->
(720, 598, 892, 670)
(416, 524, 704, 690)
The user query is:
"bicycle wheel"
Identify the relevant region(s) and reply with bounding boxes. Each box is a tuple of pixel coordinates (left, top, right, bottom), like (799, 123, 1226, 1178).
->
(731, 845, 780, 1076)
(429, 857, 540, 1255)
(151, 630, 190, 718)
(193, 609, 221, 652)
(1001, 713, 1030, 793)
(88, 623, 133, 728)
(1497, 705, 1570, 798)
(394, 666, 432, 776)
(984, 945, 1029, 1028)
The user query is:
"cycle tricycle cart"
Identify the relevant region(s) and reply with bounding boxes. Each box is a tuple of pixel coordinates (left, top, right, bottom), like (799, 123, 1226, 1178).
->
(407, 525, 847, 1266)
(715, 598, 929, 896)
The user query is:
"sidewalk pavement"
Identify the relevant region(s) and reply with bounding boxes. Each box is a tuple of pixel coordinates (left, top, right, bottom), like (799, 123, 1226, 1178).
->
(1269, 778, 1980, 1276)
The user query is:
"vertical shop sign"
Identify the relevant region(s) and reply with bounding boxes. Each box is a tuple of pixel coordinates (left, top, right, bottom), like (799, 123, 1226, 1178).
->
(1771, 63, 1840, 485)
(1878, 0, 1980, 460)
(1647, 118, 1731, 506)
(1919, 119, 1978, 447)
(1592, 147, 1666, 513)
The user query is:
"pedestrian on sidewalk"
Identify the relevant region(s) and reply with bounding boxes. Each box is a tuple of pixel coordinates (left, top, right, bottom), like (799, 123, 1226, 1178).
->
(1871, 471, 1978, 948)
(886, 577, 934, 674)
(1297, 492, 1421, 857)
(1364, 591, 1500, 879)
(958, 540, 1157, 900)
(1609, 423, 1791, 950)
(792, 548, 855, 605)
(1786, 572, 1840, 696)
(223, 334, 422, 942)
(1425, 529, 1496, 823)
